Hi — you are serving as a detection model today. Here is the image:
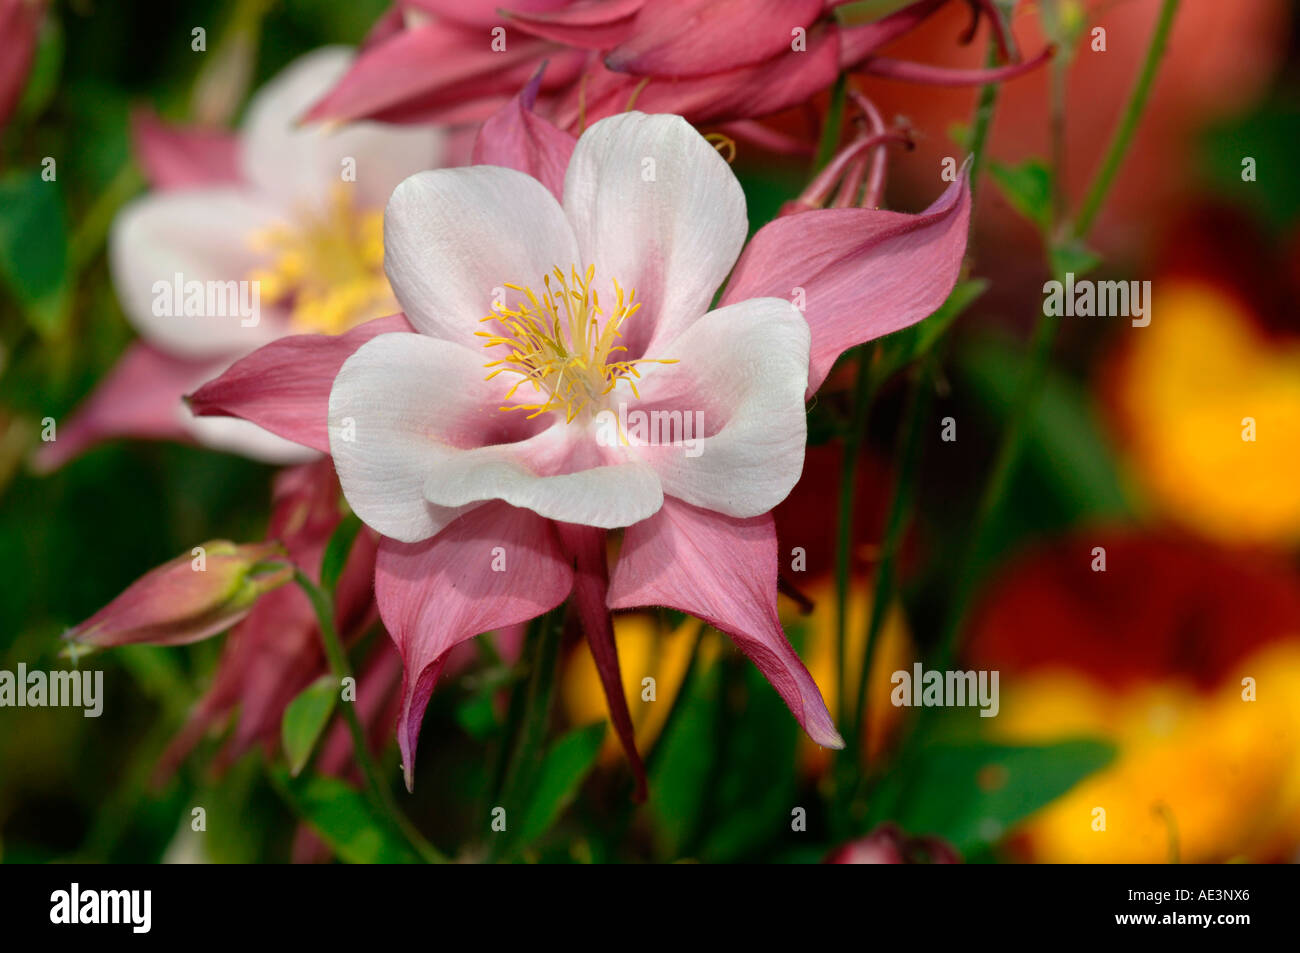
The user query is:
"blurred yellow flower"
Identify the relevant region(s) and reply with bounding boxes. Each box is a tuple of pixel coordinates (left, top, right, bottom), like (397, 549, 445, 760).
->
(787, 578, 912, 774)
(559, 578, 911, 772)
(992, 642, 1300, 862)
(1111, 280, 1300, 545)
(561, 612, 704, 763)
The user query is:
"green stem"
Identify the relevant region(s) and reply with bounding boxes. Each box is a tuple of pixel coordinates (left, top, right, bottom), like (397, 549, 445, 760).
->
(1073, 0, 1181, 237)
(850, 356, 935, 752)
(833, 348, 876, 734)
(840, 34, 1002, 768)
(1050, 42, 1069, 228)
(931, 0, 1179, 676)
(930, 312, 1057, 674)
(966, 42, 1002, 201)
(488, 607, 565, 860)
(69, 163, 143, 275)
(815, 73, 849, 171)
(294, 570, 446, 864)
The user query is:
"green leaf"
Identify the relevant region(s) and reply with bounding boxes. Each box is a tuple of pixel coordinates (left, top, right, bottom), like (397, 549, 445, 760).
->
(695, 660, 799, 862)
(515, 721, 608, 848)
(909, 277, 989, 358)
(873, 278, 990, 389)
(648, 657, 722, 858)
(879, 739, 1116, 854)
(0, 170, 70, 338)
(1200, 102, 1300, 230)
(16, 18, 63, 121)
(1049, 237, 1101, 280)
(281, 675, 338, 777)
(957, 332, 1130, 528)
(273, 772, 420, 864)
(947, 121, 972, 152)
(989, 159, 1053, 234)
(454, 691, 500, 740)
(318, 510, 362, 593)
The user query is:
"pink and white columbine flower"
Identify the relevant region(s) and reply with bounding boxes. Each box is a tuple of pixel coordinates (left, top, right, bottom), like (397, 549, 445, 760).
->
(337, 110, 831, 791)
(36, 47, 444, 469)
(190, 97, 970, 790)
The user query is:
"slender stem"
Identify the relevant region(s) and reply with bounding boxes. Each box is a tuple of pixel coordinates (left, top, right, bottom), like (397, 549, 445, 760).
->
(966, 42, 1002, 202)
(839, 34, 1003, 767)
(815, 73, 849, 171)
(1073, 0, 1180, 237)
(833, 349, 876, 733)
(488, 607, 564, 860)
(850, 356, 934, 751)
(929, 311, 1057, 673)
(1050, 45, 1069, 228)
(69, 163, 143, 274)
(931, 0, 1180, 676)
(293, 570, 446, 864)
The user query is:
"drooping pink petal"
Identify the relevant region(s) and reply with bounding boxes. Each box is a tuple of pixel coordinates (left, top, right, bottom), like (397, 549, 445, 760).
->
(556, 20, 840, 128)
(207, 583, 323, 764)
(554, 522, 647, 800)
(360, 2, 407, 48)
(375, 501, 574, 789)
(187, 313, 414, 454)
(65, 541, 293, 649)
(0, 0, 39, 129)
(608, 497, 843, 750)
(855, 45, 1054, 86)
(32, 342, 219, 473)
(721, 165, 971, 396)
(304, 20, 565, 126)
(407, 0, 572, 28)
(719, 119, 816, 157)
(837, 0, 949, 68)
(605, 0, 822, 78)
(130, 109, 242, 191)
(471, 69, 576, 202)
(502, 0, 645, 49)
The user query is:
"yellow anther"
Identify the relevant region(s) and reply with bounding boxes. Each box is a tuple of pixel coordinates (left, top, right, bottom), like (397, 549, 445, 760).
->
(245, 184, 394, 334)
(480, 265, 676, 422)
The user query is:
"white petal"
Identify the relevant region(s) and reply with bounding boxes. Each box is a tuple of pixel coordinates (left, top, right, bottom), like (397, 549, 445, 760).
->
(183, 412, 322, 465)
(562, 111, 748, 359)
(328, 332, 512, 543)
(383, 166, 580, 348)
(422, 423, 664, 529)
(109, 189, 285, 359)
(240, 47, 445, 212)
(627, 297, 809, 518)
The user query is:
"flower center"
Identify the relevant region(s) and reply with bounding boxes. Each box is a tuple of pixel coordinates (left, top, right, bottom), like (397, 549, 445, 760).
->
(478, 265, 673, 422)
(246, 185, 394, 334)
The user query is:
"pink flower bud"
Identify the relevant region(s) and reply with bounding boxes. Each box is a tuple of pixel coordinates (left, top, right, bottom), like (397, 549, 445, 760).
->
(65, 541, 293, 648)
(825, 823, 960, 864)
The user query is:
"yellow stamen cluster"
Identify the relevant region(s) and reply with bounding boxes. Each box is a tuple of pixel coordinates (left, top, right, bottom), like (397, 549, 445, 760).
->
(478, 265, 674, 421)
(246, 185, 394, 334)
